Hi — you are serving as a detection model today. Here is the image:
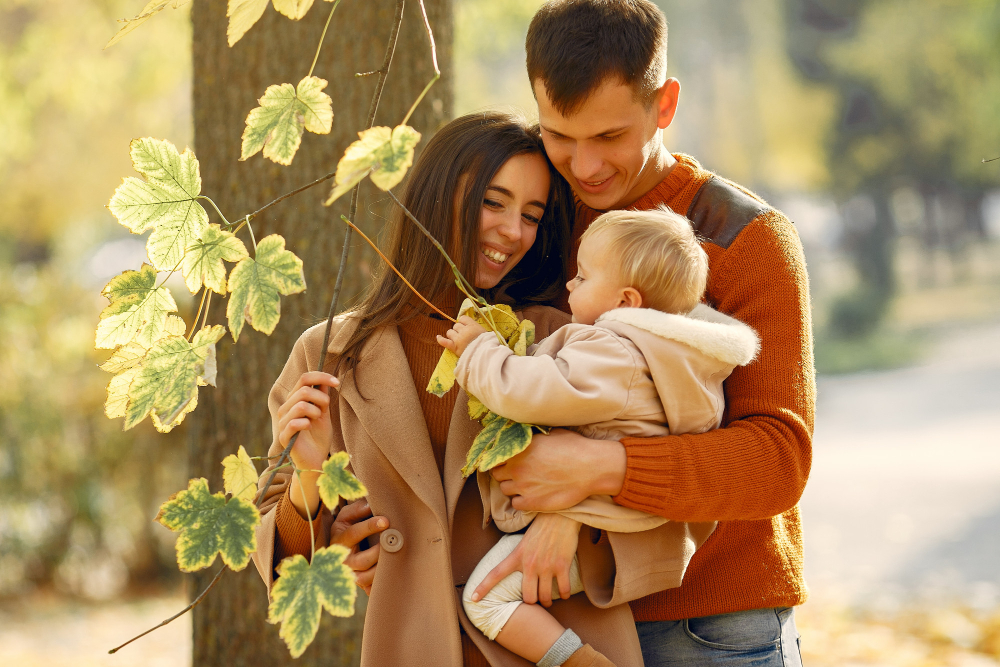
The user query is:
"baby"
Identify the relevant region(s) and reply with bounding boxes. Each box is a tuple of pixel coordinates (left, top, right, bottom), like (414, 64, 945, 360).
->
(438, 206, 759, 667)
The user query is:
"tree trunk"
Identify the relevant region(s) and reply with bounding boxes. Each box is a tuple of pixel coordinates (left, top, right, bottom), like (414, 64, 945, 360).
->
(189, 1, 452, 664)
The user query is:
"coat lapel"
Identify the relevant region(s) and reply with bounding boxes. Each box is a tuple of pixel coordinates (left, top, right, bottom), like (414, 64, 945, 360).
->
(443, 388, 482, 530)
(336, 326, 448, 521)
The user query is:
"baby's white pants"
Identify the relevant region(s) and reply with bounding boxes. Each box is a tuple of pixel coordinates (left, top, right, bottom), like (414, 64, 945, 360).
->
(462, 533, 585, 640)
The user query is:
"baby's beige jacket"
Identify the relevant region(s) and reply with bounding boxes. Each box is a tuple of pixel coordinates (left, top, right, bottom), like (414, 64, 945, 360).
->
(454, 304, 760, 533)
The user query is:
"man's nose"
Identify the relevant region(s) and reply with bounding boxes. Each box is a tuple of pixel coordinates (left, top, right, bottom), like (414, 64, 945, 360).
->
(571, 142, 604, 182)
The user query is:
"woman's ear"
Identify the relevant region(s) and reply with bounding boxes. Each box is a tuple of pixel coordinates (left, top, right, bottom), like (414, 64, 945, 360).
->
(619, 287, 643, 309)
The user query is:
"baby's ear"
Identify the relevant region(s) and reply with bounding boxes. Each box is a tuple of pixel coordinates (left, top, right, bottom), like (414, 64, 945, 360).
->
(620, 287, 643, 309)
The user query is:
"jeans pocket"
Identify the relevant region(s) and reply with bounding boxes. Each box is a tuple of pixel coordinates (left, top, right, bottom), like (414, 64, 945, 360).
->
(683, 608, 783, 651)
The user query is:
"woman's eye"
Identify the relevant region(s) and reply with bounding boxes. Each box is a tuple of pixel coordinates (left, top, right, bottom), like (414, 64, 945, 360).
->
(522, 213, 541, 224)
(483, 198, 502, 209)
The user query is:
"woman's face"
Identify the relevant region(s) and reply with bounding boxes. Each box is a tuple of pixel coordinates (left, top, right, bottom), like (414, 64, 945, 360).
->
(472, 152, 551, 289)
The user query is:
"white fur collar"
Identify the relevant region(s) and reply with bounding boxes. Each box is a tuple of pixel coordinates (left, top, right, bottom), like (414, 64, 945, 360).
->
(596, 304, 760, 366)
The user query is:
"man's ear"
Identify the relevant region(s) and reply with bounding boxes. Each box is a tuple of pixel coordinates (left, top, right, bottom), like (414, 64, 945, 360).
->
(619, 287, 643, 309)
(655, 78, 681, 130)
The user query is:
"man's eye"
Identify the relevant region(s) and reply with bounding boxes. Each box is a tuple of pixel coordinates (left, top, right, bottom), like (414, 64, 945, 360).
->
(599, 134, 622, 142)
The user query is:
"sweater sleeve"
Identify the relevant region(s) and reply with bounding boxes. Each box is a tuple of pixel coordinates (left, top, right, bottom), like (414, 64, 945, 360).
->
(613, 213, 815, 522)
(454, 326, 637, 427)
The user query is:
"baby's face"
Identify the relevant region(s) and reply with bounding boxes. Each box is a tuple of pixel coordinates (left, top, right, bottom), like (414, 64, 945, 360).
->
(566, 235, 632, 325)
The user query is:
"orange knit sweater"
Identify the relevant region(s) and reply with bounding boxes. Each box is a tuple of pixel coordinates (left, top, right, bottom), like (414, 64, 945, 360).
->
(572, 154, 816, 621)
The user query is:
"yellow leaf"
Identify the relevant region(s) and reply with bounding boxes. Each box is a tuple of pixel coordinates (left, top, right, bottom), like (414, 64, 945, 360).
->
(222, 445, 259, 503)
(227, 0, 269, 46)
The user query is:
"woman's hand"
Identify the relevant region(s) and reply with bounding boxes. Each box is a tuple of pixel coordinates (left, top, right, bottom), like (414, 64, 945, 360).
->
(470, 513, 582, 607)
(436, 315, 487, 357)
(276, 371, 340, 519)
(330, 499, 389, 595)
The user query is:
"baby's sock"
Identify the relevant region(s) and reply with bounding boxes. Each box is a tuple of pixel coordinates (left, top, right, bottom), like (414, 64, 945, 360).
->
(536, 629, 583, 667)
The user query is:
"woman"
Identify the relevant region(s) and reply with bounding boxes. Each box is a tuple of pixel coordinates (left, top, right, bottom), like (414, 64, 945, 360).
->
(252, 111, 646, 667)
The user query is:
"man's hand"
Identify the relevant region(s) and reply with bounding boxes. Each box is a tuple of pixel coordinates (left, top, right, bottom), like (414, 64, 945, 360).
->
(436, 315, 488, 357)
(329, 499, 388, 595)
(491, 429, 627, 512)
(471, 513, 582, 607)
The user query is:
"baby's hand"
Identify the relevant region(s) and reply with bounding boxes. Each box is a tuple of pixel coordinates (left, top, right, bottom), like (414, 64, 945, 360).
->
(436, 315, 488, 357)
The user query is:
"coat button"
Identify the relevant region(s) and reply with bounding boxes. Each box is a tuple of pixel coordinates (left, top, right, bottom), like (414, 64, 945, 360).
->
(380, 528, 403, 553)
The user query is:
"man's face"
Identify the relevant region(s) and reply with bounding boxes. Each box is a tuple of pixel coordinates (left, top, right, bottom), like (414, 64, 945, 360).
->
(535, 78, 678, 211)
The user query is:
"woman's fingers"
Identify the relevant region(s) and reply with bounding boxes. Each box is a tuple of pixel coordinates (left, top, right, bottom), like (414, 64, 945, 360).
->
(295, 371, 340, 390)
(345, 542, 380, 573)
(522, 568, 541, 606)
(354, 563, 377, 594)
(333, 514, 389, 550)
(556, 567, 572, 600)
(277, 386, 331, 419)
(471, 550, 520, 603)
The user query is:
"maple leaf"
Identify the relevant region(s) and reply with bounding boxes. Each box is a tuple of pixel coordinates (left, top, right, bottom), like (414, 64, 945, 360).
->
(156, 478, 260, 572)
(226, 235, 306, 342)
(317, 452, 367, 509)
(269, 545, 356, 658)
(324, 125, 421, 205)
(226, 0, 269, 46)
(108, 138, 209, 271)
(241, 76, 334, 166)
(95, 264, 178, 350)
(222, 445, 260, 503)
(182, 225, 249, 295)
(123, 325, 225, 432)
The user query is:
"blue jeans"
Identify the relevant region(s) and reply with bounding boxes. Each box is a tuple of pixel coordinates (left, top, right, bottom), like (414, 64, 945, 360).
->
(636, 607, 802, 666)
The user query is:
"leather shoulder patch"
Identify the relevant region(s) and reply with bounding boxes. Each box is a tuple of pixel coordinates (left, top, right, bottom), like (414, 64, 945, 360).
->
(686, 177, 771, 249)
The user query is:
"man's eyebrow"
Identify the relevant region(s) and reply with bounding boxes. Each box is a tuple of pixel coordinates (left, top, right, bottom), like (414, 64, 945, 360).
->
(540, 124, 629, 139)
(486, 185, 546, 209)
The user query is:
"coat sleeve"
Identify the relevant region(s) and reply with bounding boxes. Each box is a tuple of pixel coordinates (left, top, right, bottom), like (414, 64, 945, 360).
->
(251, 325, 338, 596)
(613, 213, 815, 522)
(454, 326, 639, 427)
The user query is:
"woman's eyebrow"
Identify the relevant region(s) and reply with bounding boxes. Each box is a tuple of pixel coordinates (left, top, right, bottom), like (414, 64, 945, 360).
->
(486, 185, 546, 209)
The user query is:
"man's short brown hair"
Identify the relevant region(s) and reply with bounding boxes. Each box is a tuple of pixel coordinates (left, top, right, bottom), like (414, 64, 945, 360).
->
(526, 0, 667, 116)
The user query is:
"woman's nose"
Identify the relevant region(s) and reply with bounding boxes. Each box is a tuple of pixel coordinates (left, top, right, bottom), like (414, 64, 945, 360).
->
(497, 212, 522, 242)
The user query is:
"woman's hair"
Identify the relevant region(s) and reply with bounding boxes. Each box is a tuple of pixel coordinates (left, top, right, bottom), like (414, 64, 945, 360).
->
(337, 110, 574, 376)
(580, 205, 707, 314)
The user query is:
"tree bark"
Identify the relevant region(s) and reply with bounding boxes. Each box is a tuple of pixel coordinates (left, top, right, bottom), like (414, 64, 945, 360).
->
(189, 1, 452, 664)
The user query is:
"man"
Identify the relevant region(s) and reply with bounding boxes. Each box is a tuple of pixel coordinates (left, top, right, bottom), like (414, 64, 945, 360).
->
(482, 1, 815, 664)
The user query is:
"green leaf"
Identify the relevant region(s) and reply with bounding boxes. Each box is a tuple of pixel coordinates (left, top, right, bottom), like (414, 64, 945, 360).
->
(226, 235, 306, 342)
(324, 125, 422, 205)
(269, 545, 356, 658)
(222, 445, 259, 503)
(108, 138, 209, 271)
(182, 224, 249, 295)
(317, 452, 367, 509)
(476, 420, 533, 472)
(105, 0, 191, 49)
(241, 76, 333, 166)
(510, 319, 535, 356)
(426, 348, 459, 398)
(272, 0, 315, 20)
(467, 394, 489, 420)
(96, 264, 178, 350)
(227, 0, 269, 46)
(461, 414, 506, 477)
(123, 325, 226, 432)
(156, 478, 260, 572)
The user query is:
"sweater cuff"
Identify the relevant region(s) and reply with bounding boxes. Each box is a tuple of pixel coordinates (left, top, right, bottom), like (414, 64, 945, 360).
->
(274, 487, 324, 562)
(612, 436, 675, 517)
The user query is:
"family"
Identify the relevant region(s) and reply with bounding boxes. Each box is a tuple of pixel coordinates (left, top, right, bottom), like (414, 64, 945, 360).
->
(251, 1, 816, 666)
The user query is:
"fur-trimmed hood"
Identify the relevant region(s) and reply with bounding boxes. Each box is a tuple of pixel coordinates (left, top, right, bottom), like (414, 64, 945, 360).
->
(596, 304, 759, 367)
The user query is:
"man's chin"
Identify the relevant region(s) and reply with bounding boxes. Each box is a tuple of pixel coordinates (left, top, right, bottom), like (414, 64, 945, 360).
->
(574, 188, 622, 212)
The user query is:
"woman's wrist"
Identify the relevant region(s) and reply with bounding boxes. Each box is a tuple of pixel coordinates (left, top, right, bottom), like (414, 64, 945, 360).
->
(588, 438, 627, 497)
(289, 469, 322, 520)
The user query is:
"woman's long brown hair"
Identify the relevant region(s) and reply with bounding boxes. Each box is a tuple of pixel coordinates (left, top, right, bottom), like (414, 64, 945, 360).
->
(336, 110, 574, 380)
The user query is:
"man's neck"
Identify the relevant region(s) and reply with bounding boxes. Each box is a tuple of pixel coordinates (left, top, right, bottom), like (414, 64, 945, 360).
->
(617, 145, 678, 209)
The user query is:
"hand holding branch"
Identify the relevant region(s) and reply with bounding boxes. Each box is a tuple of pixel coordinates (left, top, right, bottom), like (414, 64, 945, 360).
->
(437, 315, 488, 357)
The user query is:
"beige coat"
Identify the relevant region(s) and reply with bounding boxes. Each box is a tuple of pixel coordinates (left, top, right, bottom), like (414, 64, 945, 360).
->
(455, 304, 760, 534)
(252, 307, 716, 667)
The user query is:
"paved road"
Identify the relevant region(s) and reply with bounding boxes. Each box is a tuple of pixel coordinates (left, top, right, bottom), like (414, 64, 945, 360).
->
(801, 321, 1000, 609)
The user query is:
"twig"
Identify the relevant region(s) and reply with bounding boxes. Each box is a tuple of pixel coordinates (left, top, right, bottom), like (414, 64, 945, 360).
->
(308, 0, 343, 79)
(983, 156, 1000, 163)
(400, 0, 440, 127)
(339, 214, 456, 322)
(244, 171, 338, 222)
(187, 288, 209, 341)
(108, 566, 226, 654)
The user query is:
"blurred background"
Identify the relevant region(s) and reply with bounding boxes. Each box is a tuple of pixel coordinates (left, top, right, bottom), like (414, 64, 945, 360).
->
(1, 0, 998, 665)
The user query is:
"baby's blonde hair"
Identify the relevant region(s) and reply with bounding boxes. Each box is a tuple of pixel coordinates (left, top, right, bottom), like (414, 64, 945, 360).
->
(580, 206, 708, 314)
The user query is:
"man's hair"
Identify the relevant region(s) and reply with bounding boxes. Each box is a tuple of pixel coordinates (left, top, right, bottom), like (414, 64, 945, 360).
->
(581, 206, 707, 315)
(526, 0, 667, 115)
